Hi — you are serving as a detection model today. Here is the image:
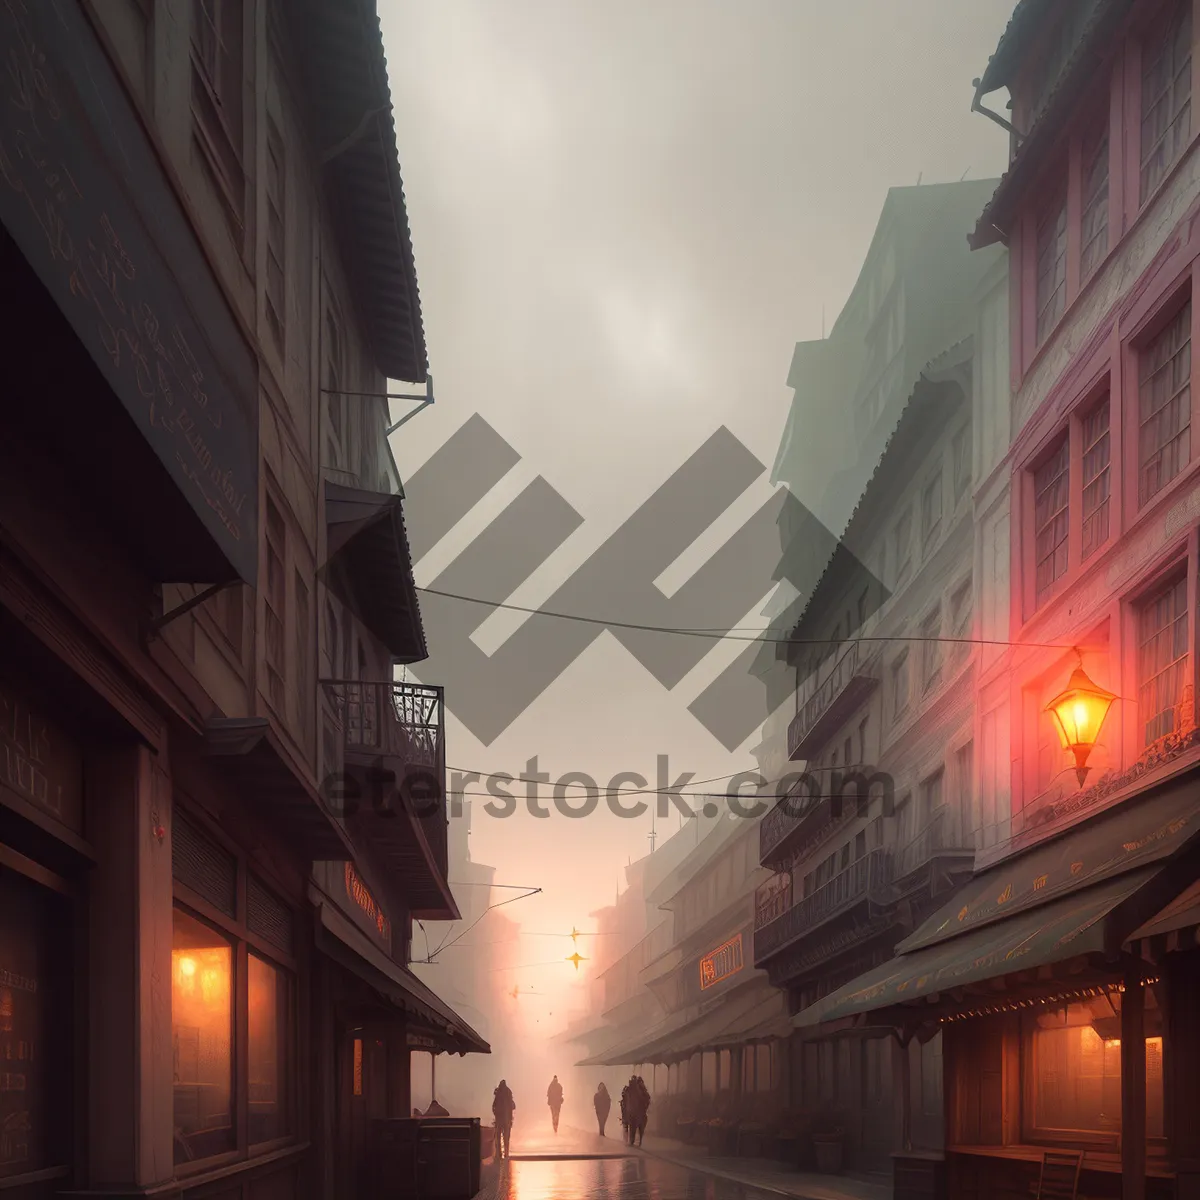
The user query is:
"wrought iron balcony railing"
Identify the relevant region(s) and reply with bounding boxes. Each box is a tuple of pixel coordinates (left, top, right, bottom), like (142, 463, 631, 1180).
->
(322, 679, 444, 775)
(753, 848, 893, 964)
(788, 641, 880, 761)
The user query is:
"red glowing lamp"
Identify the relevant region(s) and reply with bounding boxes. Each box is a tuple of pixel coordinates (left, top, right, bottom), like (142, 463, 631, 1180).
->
(1046, 663, 1116, 787)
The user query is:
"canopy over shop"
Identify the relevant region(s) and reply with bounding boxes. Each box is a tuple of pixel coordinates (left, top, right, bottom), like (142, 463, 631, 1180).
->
(794, 774, 1200, 1198)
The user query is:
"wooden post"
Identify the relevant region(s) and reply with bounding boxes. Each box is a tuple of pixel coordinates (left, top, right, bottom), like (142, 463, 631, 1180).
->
(1121, 974, 1147, 1200)
(897, 1030, 913, 1153)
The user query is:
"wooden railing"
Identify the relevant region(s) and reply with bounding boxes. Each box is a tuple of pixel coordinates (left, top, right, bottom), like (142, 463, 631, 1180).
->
(753, 849, 893, 961)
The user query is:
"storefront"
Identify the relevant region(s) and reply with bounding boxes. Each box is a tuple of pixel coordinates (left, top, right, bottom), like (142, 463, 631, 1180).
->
(308, 862, 488, 1200)
(795, 773, 1200, 1200)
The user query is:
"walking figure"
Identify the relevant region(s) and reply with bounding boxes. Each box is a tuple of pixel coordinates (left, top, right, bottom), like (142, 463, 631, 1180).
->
(633, 1075, 650, 1146)
(492, 1079, 515, 1160)
(547, 1075, 564, 1133)
(594, 1082, 611, 1137)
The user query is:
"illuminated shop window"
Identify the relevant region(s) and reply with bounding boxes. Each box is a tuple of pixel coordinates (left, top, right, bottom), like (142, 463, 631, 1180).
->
(172, 907, 234, 1163)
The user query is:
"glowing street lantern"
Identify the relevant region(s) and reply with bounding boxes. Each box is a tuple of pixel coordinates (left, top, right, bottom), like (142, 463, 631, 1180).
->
(566, 952, 586, 971)
(1046, 663, 1115, 786)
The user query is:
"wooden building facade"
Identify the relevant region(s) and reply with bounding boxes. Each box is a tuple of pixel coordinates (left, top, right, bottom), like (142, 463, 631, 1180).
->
(0, 2, 486, 1199)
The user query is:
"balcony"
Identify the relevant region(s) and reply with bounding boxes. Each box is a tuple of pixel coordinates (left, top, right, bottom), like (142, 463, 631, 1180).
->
(788, 641, 880, 761)
(894, 805, 974, 881)
(322, 680, 455, 919)
(753, 849, 893, 965)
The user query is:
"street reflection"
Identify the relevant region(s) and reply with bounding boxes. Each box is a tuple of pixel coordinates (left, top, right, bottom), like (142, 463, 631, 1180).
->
(504, 1156, 766, 1200)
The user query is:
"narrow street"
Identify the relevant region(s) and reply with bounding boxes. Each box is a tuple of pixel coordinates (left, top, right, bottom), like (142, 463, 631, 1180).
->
(494, 1125, 781, 1200)
(489, 1126, 887, 1200)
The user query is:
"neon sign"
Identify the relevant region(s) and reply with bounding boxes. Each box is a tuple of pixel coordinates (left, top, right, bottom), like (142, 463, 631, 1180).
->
(345, 862, 389, 939)
(699, 933, 743, 990)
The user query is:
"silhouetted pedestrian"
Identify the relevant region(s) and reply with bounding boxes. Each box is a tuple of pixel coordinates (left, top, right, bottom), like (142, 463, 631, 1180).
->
(594, 1082, 611, 1136)
(492, 1079, 516, 1159)
(547, 1075, 564, 1133)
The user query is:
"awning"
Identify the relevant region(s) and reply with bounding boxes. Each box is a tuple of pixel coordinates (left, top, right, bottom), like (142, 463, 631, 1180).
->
(899, 780, 1200, 955)
(322, 483, 427, 664)
(314, 899, 489, 1055)
(707, 991, 791, 1049)
(575, 1008, 696, 1068)
(206, 718, 352, 860)
(611, 983, 771, 1065)
(794, 865, 1164, 1028)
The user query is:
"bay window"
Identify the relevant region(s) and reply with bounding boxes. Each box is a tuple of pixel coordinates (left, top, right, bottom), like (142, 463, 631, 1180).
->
(172, 809, 297, 1167)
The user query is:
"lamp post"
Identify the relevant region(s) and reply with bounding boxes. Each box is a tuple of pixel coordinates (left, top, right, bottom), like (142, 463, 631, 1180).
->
(1046, 652, 1116, 787)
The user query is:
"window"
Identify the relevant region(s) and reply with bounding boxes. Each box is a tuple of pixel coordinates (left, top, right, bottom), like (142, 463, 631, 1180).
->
(264, 499, 286, 712)
(324, 300, 347, 469)
(1139, 302, 1192, 504)
(755, 1044, 771, 1092)
(1138, 576, 1188, 745)
(190, 0, 245, 220)
(854, 830, 866, 860)
(839, 844, 850, 871)
(1081, 396, 1111, 558)
(1035, 194, 1068, 345)
(892, 652, 910, 716)
(1140, 1, 1193, 204)
(843, 736, 853, 767)
(294, 573, 311, 745)
(955, 742, 974, 811)
(1034, 436, 1070, 606)
(1080, 126, 1109, 282)
(894, 509, 913, 589)
(1028, 1003, 1163, 1140)
(950, 580, 972, 639)
(265, 116, 286, 348)
(953, 424, 972, 505)
(0, 866, 71, 1184)
(206, 584, 243, 652)
(919, 770, 943, 827)
(172, 816, 295, 1164)
(921, 473, 942, 554)
(859, 717, 869, 763)
(173, 907, 235, 1161)
(921, 607, 943, 692)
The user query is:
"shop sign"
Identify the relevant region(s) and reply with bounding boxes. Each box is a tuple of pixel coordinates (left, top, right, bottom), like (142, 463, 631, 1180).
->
(699, 932, 744, 991)
(407, 1032, 439, 1050)
(0, 679, 83, 834)
(344, 862, 390, 943)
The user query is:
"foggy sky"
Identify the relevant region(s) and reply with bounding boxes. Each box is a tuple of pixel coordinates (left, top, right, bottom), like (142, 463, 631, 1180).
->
(378, 0, 1018, 1029)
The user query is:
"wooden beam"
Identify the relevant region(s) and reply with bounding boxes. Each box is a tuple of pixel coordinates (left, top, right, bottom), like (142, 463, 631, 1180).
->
(1122, 971, 1147, 1200)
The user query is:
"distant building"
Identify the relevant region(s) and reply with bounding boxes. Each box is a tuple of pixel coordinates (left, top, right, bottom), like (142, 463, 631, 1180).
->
(750, 181, 1007, 1175)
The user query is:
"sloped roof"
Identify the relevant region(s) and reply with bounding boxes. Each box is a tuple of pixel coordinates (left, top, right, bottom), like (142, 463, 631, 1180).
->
(292, 0, 428, 382)
(971, 0, 1133, 249)
(783, 338, 974, 649)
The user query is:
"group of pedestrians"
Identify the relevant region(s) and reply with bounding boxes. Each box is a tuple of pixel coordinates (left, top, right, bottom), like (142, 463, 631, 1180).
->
(490, 1073, 652, 1158)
